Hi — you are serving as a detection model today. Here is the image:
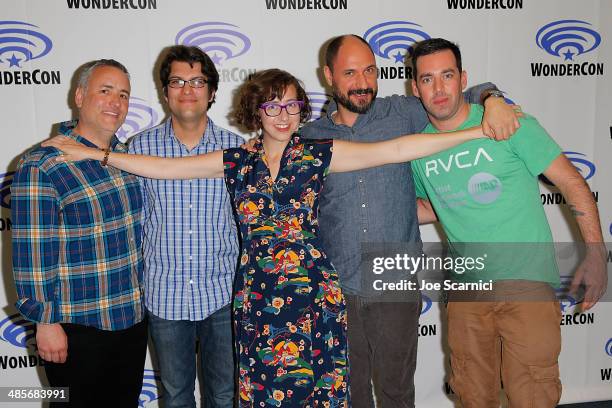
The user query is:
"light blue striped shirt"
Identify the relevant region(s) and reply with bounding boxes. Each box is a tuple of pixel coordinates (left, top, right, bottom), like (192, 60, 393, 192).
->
(128, 118, 243, 320)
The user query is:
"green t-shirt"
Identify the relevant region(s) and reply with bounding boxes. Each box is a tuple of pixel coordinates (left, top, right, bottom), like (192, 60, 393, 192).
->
(412, 104, 561, 285)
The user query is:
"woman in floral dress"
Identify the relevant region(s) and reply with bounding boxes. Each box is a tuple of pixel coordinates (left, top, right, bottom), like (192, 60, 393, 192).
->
(45, 69, 487, 407)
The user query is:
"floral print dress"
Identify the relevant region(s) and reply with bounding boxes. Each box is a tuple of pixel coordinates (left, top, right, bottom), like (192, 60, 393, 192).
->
(224, 135, 349, 407)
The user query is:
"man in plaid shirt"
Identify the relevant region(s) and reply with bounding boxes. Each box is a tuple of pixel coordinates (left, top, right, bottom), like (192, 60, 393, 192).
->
(11, 59, 147, 407)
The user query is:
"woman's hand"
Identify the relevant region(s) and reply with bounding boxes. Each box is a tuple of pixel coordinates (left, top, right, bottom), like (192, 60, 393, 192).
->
(42, 136, 101, 162)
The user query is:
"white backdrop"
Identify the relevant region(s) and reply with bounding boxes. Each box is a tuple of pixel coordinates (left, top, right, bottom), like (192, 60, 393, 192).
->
(0, 0, 611, 406)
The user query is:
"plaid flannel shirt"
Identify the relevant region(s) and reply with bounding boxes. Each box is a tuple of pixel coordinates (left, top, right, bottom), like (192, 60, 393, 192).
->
(11, 121, 144, 330)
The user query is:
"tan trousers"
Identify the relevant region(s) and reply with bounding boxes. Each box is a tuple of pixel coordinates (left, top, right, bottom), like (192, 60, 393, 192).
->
(447, 281, 562, 408)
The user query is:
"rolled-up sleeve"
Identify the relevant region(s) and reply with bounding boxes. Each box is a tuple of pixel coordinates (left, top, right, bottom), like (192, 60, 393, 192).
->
(11, 163, 60, 323)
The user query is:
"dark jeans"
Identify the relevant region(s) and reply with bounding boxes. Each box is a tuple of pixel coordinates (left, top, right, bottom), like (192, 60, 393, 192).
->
(44, 319, 148, 408)
(147, 304, 235, 408)
(346, 294, 421, 408)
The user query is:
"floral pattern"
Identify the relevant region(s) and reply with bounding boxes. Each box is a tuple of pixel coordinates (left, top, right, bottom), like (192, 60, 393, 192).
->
(224, 135, 349, 407)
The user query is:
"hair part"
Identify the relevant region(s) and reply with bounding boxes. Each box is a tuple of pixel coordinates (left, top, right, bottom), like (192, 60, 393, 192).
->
(77, 59, 129, 90)
(233, 68, 311, 132)
(325, 34, 373, 71)
(159, 45, 219, 108)
(411, 38, 462, 79)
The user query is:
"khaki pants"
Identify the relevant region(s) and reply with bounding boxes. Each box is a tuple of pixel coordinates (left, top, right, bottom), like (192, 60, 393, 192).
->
(447, 281, 562, 408)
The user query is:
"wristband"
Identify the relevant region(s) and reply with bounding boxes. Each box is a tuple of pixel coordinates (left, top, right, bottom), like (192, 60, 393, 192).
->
(101, 148, 111, 167)
(482, 89, 505, 104)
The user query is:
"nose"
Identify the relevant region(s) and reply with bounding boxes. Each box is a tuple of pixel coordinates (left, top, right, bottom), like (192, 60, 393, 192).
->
(355, 72, 368, 89)
(433, 77, 443, 93)
(278, 106, 290, 120)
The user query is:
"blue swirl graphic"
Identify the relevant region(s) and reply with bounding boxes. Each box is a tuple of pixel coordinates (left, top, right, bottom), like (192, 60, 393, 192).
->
(0, 171, 15, 209)
(364, 21, 430, 64)
(606, 339, 612, 357)
(0, 313, 36, 349)
(536, 20, 601, 61)
(540, 151, 595, 186)
(0, 21, 53, 68)
(306, 92, 332, 121)
(555, 275, 582, 312)
(117, 97, 159, 142)
(420, 294, 432, 316)
(139, 369, 163, 407)
(175, 22, 251, 66)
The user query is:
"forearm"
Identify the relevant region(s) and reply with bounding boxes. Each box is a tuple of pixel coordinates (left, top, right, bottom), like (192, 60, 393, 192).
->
(104, 149, 224, 179)
(417, 198, 437, 224)
(557, 177, 603, 244)
(331, 127, 482, 173)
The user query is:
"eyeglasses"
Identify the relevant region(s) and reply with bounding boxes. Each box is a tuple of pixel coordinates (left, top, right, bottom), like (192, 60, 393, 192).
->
(167, 77, 209, 88)
(259, 101, 304, 117)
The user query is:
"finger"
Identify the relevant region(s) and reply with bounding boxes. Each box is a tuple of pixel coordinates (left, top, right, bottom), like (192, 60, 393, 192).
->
(49, 351, 61, 363)
(482, 123, 493, 138)
(55, 156, 67, 163)
(58, 350, 68, 363)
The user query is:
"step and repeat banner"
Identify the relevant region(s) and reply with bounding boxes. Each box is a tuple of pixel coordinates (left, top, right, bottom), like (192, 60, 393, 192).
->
(1, 0, 611, 406)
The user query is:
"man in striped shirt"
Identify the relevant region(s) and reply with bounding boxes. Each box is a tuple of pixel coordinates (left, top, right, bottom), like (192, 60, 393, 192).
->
(128, 46, 242, 407)
(11, 59, 147, 406)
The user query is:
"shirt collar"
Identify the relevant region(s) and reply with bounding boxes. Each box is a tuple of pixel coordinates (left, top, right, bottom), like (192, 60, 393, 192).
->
(58, 120, 126, 152)
(167, 117, 222, 147)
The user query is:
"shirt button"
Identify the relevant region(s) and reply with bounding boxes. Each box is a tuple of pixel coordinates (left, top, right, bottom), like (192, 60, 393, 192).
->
(189, 255, 193, 260)
(189, 279, 193, 284)
(361, 203, 366, 208)
(363, 228, 368, 233)
(189, 204, 193, 209)
(188, 230, 193, 234)
(359, 178, 363, 183)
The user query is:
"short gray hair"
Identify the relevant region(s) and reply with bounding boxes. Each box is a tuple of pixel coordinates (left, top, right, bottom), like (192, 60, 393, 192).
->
(77, 59, 130, 90)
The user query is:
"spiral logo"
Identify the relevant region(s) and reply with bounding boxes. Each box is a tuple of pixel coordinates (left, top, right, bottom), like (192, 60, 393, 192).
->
(175, 21, 251, 66)
(139, 369, 163, 407)
(0, 171, 15, 209)
(0, 21, 53, 68)
(116, 97, 159, 143)
(536, 20, 601, 61)
(540, 151, 595, 186)
(420, 293, 432, 316)
(606, 339, 612, 358)
(0, 313, 36, 349)
(306, 92, 332, 121)
(364, 21, 430, 64)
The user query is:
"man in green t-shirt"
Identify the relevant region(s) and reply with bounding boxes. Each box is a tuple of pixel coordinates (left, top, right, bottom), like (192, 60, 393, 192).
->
(410, 38, 606, 407)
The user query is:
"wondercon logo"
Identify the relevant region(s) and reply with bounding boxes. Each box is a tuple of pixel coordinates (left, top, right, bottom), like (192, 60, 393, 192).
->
(0, 313, 36, 349)
(0, 21, 53, 68)
(0, 171, 15, 209)
(536, 20, 601, 61)
(175, 22, 251, 66)
(606, 339, 612, 358)
(139, 369, 163, 407)
(364, 21, 430, 64)
(556, 275, 581, 313)
(116, 97, 159, 143)
(420, 293, 432, 316)
(306, 92, 332, 121)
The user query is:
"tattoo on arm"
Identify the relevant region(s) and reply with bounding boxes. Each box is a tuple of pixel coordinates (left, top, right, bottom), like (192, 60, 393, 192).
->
(569, 204, 586, 217)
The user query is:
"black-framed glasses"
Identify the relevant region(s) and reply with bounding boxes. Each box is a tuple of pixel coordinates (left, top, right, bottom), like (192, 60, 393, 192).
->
(259, 100, 304, 117)
(167, 77, 209, 89)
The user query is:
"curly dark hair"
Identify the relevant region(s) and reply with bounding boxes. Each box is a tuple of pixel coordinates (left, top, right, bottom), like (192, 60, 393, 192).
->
(233, 69, 311, 132)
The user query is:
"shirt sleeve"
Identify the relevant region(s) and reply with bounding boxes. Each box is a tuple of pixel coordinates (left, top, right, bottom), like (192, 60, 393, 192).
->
(508, 114, 562, 176)
(464, 82, 496, 104)
(411, 162, 428, 199)
(11, 163, 61, 324)
(391, 95, 430, 133)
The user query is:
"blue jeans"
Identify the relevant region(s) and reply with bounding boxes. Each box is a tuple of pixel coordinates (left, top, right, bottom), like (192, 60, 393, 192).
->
(148, 305, 235, 408)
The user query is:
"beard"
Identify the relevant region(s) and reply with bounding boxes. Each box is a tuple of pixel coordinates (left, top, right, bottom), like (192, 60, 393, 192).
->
(332, 85, 377, 114)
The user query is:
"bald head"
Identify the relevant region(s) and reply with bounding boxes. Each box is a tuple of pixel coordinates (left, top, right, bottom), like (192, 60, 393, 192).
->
(325, 35, 375, 72)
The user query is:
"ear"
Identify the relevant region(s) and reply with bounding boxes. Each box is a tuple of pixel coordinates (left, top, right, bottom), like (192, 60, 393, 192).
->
(209, 89, 216, 103)
(323, 66, 333, 87)
(75, 87, 84, 109)
(461, 70, 467, 91)
(411, 80, 420, 98)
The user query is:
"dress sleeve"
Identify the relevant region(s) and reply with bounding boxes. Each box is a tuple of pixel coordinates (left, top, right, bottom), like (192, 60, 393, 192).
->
(302, 138, 334, 179)
(223, 147, 247, 198)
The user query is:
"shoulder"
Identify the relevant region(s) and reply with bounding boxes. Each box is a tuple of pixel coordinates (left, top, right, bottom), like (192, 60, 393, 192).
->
(209, 120, 245, 147)
(128, 121, 167, 148)
(18, 145, 62, 172)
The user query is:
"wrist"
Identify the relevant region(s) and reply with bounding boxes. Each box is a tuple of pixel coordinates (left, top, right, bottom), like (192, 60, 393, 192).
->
(482, 89, 505, 106)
